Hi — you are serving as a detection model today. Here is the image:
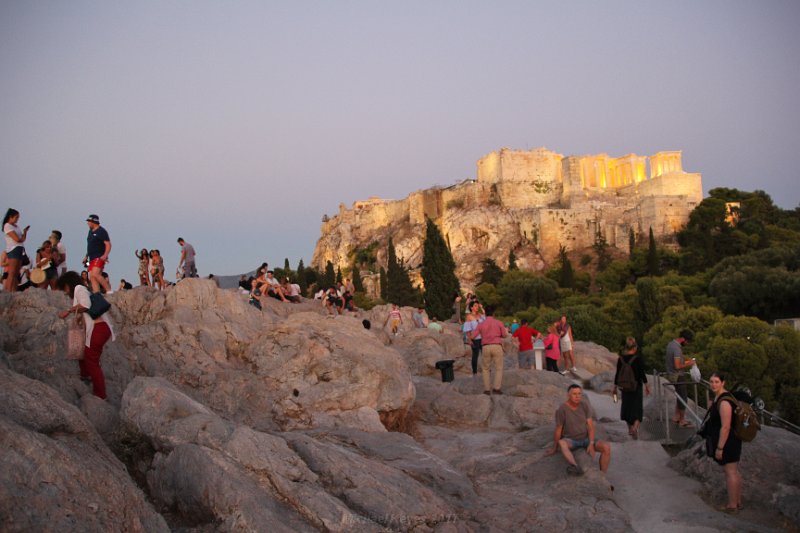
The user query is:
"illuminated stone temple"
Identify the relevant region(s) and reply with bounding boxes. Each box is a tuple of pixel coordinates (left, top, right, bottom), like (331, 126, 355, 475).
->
(313, 147, 703, 288)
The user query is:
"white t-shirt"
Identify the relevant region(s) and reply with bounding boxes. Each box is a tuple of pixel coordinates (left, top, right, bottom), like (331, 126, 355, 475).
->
(55, 242, 67, 274)
(4, 223, 22, 253)
(266, 276, 280, 287)
(73, 285, 115, 347)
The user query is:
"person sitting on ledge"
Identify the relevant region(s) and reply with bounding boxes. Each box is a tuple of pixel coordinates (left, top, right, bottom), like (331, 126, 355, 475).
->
(412, 307, 428, 328)
(427, 317, 443, 333)
(342, 289, 358, 312)
(546, 384, 611, 475)
(281, 277, 302, 303)
(324, 287, 343, 315)
(264, 270, 289, 302)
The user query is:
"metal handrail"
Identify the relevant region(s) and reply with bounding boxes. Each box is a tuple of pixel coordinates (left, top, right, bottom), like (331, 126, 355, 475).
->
(652, 370, 800, 439)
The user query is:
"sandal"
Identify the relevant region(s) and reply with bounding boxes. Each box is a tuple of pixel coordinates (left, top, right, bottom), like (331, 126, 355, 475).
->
(718, 506, 738, 514)
(677, 421, 693, 428)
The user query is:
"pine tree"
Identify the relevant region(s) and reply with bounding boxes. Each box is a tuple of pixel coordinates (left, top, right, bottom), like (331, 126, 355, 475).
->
(352, 264, 364, 292)
(386, 237, 419, 306)
(647, 227, 660, 276)
(508, 249, 518, 270)
(323, 261, 336, 289)
(379, 266, 387, 300)
(558, 245, 574, 289)
(421, 218, 460, 320)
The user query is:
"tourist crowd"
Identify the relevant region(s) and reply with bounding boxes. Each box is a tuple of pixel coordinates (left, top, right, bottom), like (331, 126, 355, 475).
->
(3, 205, 745, 514)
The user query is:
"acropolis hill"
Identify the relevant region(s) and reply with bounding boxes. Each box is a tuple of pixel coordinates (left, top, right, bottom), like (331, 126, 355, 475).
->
(312, 147, 703, 287)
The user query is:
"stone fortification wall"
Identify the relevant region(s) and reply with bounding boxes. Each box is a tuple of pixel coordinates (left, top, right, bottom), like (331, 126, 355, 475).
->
(313, 146, 703, 288)
(477, 147, 563, 184)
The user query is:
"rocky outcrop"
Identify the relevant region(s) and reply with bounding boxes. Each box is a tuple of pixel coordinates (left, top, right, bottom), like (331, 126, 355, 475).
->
(0, 366, 168, 532)
(1, 282, 797, 531)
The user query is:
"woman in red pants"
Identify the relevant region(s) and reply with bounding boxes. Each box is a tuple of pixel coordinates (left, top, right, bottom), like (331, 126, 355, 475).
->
(57, 271, 114, 399)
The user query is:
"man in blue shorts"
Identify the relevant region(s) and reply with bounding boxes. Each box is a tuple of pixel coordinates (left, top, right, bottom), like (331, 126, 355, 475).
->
(546, 384, 611, 475)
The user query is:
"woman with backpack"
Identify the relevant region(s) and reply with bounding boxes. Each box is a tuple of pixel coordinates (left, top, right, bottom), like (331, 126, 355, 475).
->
(705, 371, 743, 513)
(612, 337, 650, 439)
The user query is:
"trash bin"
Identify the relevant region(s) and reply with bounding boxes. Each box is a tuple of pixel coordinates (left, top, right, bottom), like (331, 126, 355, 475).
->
(435, 359, 455, 383)
(533, 339, 545, 370)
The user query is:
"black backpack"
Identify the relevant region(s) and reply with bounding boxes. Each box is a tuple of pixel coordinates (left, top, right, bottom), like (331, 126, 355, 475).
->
(615, 355, 638, 392)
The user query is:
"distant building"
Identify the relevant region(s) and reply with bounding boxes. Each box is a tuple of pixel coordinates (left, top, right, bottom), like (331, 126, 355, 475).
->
(774, 318, 800, 331)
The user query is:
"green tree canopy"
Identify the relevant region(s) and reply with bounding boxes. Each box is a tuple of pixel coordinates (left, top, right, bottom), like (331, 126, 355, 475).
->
(478, 258, 504, 286)
(496, 270, 559, 314)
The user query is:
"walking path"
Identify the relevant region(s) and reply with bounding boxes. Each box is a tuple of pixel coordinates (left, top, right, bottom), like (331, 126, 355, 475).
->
(584, 388, 780, 532)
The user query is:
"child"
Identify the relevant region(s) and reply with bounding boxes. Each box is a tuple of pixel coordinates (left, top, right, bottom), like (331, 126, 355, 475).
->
(383, 304, 403, 335)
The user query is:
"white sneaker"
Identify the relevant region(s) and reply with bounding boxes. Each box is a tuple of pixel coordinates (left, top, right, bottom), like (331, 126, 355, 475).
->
(572, 367, 577, 372)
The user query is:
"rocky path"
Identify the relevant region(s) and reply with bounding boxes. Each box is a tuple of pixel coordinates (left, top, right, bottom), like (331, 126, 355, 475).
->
(585, 389, 782, 532)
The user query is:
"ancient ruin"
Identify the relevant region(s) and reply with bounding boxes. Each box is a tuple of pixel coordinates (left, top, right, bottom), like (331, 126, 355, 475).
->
(312, 147, 702, 287)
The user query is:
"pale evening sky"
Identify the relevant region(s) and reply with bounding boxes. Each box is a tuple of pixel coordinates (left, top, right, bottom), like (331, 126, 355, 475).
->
(2, 1, 799, 285)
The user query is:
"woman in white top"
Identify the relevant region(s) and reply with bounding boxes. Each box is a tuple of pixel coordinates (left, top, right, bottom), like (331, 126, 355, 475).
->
(57, 271, 115, 399)
(3, 208, 29, 292)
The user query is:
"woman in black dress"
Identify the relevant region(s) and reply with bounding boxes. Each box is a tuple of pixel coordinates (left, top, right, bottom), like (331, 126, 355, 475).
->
(612, 337, 650, 439)
(705, 371, 743, 513)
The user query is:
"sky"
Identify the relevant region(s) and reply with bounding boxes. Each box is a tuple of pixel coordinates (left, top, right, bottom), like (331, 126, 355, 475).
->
(2, 1, 799, 285)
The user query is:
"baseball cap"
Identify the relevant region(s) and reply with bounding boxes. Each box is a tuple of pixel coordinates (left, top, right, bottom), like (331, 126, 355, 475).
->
(86, 214, 100, 224)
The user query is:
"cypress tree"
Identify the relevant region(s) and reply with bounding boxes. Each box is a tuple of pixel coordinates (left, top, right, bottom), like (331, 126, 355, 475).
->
(647, 227, 660, 276)
(421, 218, 460, 320)
(508, 249, 518, 270)
(478, 258, 504, 286)
(323, 260, 336, 289)
(558, 245, 575, 289)
(336, 266, 343, 284)
(379, 266, 387, 300)
(296, 259, 307, 294)
(284, 258, 291, 272)
(593, 228, 611, 271)
(629, 228, 636, 260)
(352, 264, 364, 292)
(386, 237, 419, 306)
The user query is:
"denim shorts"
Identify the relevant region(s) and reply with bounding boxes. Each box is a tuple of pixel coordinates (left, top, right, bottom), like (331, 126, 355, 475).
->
(565, 438, 595, 450)
(7, 246, 24, 260)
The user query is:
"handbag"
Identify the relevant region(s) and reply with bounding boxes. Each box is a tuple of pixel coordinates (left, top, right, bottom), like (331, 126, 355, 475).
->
(87, 292, 111, 319)
(66, 313, 85, 360)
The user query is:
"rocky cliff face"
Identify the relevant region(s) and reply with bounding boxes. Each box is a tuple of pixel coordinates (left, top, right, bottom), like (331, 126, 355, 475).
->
(312, 147, 703, 289)
(2, 281, 795, 532)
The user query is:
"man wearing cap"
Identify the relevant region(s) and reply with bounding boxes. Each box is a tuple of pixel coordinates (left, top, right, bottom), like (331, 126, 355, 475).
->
(177, 238, 197, 279)
(83, 214, 112, 294)
(665, 329, 696, 427)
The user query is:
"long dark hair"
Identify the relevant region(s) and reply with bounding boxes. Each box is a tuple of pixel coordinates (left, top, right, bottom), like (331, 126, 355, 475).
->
(56, 271, 83, 297)
(3, 208, 19, 226)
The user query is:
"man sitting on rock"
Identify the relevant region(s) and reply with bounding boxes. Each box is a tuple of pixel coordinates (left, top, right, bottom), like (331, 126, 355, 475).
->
(546, 384, 611, 475)
(264, 270, 289, 302)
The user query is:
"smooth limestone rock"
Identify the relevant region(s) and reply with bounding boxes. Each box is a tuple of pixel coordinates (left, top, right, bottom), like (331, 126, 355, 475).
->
(0, 367, 168, 533)
(669, 426, 800, 528)
(2, 284, 797, 532)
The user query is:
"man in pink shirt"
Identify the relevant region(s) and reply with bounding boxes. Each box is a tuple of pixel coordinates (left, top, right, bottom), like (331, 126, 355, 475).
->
(470, 304, 508, 395)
